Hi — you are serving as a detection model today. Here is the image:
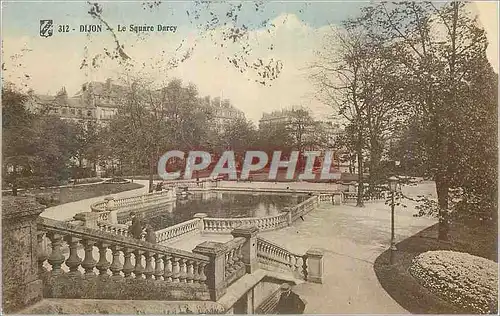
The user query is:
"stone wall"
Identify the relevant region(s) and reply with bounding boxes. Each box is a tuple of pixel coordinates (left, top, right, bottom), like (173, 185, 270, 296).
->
(2, 197, 45, 313)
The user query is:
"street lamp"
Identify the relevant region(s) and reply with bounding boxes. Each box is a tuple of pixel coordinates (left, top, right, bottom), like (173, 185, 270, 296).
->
(388, 175, 400, 264)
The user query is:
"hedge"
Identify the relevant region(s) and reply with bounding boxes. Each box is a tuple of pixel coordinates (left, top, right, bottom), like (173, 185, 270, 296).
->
(409, 250, 498, 314)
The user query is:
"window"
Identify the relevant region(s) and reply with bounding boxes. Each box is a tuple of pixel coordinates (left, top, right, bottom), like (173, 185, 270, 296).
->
(78, 109, 82, 116)
(70, 108, 75, 115)
(87, 110, 92, 117)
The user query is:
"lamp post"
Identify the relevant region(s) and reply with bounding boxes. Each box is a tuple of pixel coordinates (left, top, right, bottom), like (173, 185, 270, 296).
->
(388, 176, 400, 264)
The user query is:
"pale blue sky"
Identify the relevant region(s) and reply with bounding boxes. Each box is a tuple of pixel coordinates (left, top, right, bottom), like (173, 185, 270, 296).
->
(2, 1, 370, 35)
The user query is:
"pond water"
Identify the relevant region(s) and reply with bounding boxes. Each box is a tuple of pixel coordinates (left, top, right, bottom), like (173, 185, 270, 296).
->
(145, 191, 310, 231)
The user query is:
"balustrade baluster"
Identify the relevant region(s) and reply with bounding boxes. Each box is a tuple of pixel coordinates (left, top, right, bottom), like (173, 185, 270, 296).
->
(179, 258, 187, 283)
(144, 252, 154, 279)
(192, 261, 200, 283)
(123, 248, 134, 278)
(37, 232, 48, 275)
(302, 255, 308, 280)
(109, 245, 123, 279)
(293, 255, 301, 276)
(172, 257, 180, 282)
(134, 250, 145, 279)
(96, 242, 110, 276)
(198, 262, 207, 285)
(64, 236, 82, 276)
(163, 256, 173, 282)
(81, 239, 97, 277)
(154, 254, 163, 281)
(186, 260, 194, 283)
(47, 233, 65, 276)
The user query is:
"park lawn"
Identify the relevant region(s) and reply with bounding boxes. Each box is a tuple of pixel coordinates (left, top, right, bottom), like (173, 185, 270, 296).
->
(374, 219, 497, 314)
(9, 182, 144, 207)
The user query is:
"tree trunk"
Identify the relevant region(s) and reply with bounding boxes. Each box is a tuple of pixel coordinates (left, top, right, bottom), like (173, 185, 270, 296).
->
(11, 165, 18, 196)
(148, 155, 155, 193)
(435, 173, 450, 241)
(368, 142, 382, 195)
(356, 141, 365, 207)
(131, 159, 135, 183)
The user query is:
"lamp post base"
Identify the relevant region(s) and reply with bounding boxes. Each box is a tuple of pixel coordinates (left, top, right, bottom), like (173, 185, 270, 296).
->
(389, 243, 397, 265)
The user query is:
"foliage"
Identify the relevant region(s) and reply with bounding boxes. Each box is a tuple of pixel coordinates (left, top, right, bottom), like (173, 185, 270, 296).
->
(314, 2, 497, 231)
(2, 85, 80, 192)
(409, 250, 498, 314)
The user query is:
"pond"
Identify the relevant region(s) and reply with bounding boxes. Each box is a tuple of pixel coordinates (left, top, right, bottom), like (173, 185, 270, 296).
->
(145, 191, 310, 231)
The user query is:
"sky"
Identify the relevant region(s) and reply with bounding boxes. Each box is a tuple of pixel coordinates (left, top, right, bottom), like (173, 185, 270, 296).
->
(2, 1, 498, 123)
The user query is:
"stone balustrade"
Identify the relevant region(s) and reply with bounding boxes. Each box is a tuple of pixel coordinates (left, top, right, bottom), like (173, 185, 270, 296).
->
(343, 191, 388, 202)
(203, 213, 289, 234)
(164, 179, 215, 190)
(97, 221, 130, 237)
(90, 188, 176, 213)
(155, 218, 200, 244)
(288, 196, 319, 222)
(256, 237, 324, 283)
(97, 211, 110, 222)
(193, 234, 248, 301)
(37, 216, 211, 301)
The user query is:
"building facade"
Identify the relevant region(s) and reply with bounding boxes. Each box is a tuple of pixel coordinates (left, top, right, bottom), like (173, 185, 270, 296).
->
(25, 78, 121, 125)
(210, 99, 246, 133)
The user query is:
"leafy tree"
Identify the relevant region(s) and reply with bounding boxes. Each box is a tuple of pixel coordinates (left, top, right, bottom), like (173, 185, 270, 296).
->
(2, 85, 36, 195)
(354, 1, 492, 239)
(2, 84, 80, 193)
(310, 27, 377, 207)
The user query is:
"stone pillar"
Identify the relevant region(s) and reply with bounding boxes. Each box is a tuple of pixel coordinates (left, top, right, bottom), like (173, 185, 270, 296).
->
(286, 210, 293, 225)
(2, 197, 44, 313)
(333, 193, 342, 205)
(193, 213, 208, 233)
(305, 248, 324, 284)
(193, 241, 227, 301)
(231, 225, 259, 273)
(74, 212, 100, 229)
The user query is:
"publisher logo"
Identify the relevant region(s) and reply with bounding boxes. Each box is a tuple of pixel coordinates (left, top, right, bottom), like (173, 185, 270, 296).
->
(40, 20, 53, 37)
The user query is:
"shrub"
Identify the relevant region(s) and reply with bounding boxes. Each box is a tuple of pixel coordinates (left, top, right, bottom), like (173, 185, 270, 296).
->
(409, 250, 498, 314)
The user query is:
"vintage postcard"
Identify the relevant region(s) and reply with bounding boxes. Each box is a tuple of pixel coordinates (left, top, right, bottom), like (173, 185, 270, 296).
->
(1, 1, 498, 314)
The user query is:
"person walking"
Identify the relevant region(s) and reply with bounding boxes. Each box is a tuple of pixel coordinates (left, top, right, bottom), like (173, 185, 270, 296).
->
(276, 283, 306, 314)
(128, 212, 144, 240)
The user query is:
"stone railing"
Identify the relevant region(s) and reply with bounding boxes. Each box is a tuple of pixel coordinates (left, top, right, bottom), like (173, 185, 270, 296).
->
(156, 218, 201, 244)
(6, 197, 322, 314)
(90, 188, 176, 213)
(343, 191, 388, 202)
(256, 237, 323, 283)
(164, 179, 215, 190)
(154, 196, 320, 243)
(318, 192, 343, 204)
(97, 211, 110, 222)
(203, 213, 289, 234)
(37, 216, 211, 301)
(288, 196, 319, 222)
(97, 221, 130, 237)
(193, 227, 254, 301)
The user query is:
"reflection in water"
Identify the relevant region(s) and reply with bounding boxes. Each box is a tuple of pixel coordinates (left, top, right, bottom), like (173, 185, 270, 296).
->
(146, 192, 309, 231)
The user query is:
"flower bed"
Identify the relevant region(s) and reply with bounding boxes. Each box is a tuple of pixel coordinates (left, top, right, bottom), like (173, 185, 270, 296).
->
(409, 250, 498, 314)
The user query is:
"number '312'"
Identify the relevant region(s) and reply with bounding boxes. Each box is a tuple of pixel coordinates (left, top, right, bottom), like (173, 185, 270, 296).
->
(58, 25, 70, 32)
